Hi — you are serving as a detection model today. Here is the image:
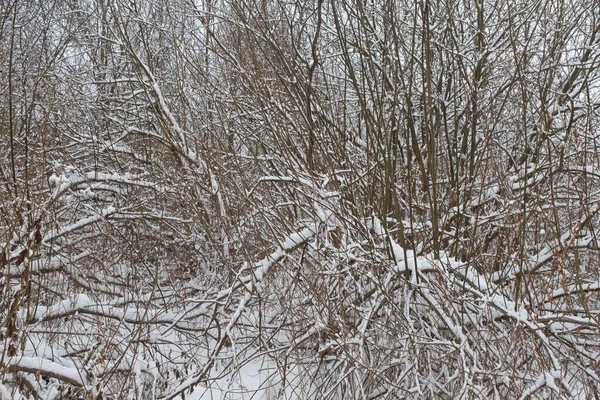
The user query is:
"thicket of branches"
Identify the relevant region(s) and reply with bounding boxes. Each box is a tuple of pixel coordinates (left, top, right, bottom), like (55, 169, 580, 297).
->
(1, 0, 600, 398)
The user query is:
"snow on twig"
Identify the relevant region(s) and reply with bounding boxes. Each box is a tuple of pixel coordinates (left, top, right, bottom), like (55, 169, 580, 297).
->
(5, 356, 86, 387)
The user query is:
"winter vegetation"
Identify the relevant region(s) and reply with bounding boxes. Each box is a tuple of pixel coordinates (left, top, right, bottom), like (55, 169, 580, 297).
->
(1, 0, 600, 398)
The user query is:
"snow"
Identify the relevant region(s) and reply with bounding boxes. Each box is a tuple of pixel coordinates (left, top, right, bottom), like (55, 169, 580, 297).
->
(6, 356, 85, 387)
(22, 294, 91, 322)
(4, 2, 600, 398)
